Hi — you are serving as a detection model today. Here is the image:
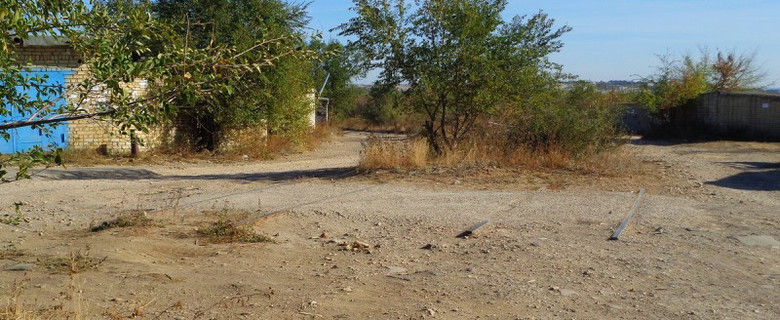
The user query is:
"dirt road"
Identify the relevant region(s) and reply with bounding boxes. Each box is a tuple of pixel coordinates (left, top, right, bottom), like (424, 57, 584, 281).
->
(1, 132, 778, 319)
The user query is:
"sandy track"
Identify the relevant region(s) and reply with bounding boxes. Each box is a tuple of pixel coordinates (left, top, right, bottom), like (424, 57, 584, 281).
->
(1, 132, 778, 319)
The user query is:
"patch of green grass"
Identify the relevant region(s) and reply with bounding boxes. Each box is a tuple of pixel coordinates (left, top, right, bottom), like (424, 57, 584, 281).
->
(90, 211, 155, 232)
(196, 216, 273, 244)
(0, 214, 28, 226)
(1, 203, 29, 226)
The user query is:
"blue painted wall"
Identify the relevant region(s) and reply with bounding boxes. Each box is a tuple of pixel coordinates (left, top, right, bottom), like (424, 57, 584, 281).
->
(0, 69, 72, 154)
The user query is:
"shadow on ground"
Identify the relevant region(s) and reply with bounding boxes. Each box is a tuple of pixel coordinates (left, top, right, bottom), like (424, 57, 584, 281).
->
(36, 167, 358, 182)
(707, 162, 780, 191)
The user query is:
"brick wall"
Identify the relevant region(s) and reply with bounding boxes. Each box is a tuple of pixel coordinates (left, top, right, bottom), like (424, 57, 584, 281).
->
(14, 45, 81, 68)
(15, 45, 173, 154)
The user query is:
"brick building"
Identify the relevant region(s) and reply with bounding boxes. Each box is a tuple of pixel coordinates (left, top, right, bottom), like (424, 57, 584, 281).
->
(2, 36, 318, 155)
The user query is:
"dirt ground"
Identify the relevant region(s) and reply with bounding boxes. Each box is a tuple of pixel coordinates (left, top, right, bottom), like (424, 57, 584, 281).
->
(1, 131, 778, 319)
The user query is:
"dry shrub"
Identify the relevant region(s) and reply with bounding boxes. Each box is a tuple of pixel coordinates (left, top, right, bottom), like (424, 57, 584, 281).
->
(358, 136, 429, 170)
(40, 250, 106, 274)
(196, 213, 273, 244)
(89, 210, 155, 232)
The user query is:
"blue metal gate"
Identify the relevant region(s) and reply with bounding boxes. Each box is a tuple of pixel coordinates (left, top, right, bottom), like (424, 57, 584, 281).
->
(0, 69, 72, 154)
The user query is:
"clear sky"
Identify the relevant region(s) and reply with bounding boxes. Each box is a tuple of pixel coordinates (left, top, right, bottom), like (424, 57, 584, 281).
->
(307, 0, 780, 87)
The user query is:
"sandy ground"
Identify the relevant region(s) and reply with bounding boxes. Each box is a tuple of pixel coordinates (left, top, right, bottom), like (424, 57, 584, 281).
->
(1, 131, 778, 319)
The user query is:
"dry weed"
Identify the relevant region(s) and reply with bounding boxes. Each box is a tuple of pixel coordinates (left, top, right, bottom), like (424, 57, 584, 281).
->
(358, 136, 429, 170)
(40, 250, 106, 274)
(0, 282, 38, 320)
(89, 210, 155, 232)
(0, 247, 24, 260)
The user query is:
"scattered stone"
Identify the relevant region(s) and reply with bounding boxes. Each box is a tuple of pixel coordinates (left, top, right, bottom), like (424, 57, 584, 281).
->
(736, 235, 780, 248)
(336, 240, 373, 253)
(654, 227, 664, 234)
(319, 232, 329, 239)
(342, 286, 353, 292)
(4, 263, 33, 271)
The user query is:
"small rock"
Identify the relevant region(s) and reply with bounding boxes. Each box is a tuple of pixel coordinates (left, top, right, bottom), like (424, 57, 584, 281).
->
(583, 269, 594, 276)
(342, 286, 353, 292)
(421, 243, 438, 250)
(559, 289, 578, 297)
(320, 232, 329, 239)
(354, 241, 370, 249)
(387, 266, 408, 275)
(4, 263, 33, 271)
(736, 235, 780, 248)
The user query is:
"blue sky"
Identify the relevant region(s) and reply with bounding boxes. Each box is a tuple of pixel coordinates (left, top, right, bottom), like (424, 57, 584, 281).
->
(307, 0, 780, 87)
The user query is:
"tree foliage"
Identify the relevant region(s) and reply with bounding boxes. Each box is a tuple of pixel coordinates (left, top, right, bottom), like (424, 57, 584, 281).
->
(310, 39, 363, 121)
(340, 0, 571, 153)
(153, 0, 318, 147)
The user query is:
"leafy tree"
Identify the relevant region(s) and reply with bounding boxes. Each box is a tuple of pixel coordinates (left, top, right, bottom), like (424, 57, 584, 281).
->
(638, 53, 713, 112)
(153, 0, 317, 148)
(339, 0, 570, 153)
(0, 0, 314, 181)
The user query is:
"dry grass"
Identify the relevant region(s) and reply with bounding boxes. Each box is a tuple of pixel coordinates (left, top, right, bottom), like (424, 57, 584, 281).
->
(1, 283, 39, 320)
(357, 135, 601, 172)
(60, 125, 341, 166)
(336, 118, 419, 134)
(89, 210, 155, 232)
(356, 134, 645, 192)
(358, 136, 429, 171)
(1, 278, 91, 320)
